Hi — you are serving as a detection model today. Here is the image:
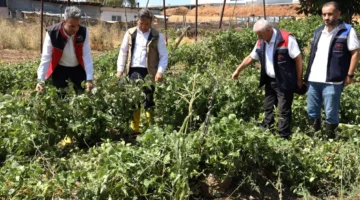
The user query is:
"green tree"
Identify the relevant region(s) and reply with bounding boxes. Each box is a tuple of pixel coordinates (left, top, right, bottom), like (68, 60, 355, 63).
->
(297, 0, 360, 23)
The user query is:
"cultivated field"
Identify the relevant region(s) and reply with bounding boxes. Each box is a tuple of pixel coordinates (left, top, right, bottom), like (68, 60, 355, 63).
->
(0, 12, 360, 199)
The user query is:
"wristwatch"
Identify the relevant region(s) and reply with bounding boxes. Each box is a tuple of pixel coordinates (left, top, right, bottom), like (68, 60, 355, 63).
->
(347, 74, 355, 79)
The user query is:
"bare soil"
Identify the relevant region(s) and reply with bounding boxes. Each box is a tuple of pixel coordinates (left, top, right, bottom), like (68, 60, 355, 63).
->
(0, 49, 103, 65)
(164, 4, 303, 18)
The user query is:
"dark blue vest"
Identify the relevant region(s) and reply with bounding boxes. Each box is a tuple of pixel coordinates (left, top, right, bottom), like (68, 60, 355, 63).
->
(305, 21, 352, 82)
(257, 28, 298, 92)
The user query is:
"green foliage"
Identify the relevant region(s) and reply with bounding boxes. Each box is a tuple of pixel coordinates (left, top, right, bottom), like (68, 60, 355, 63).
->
(297, 0, 360, 23)
(0, 62, 38, 94)
(168, 29, 256, 68)
(278, 16, 323, 52)
(1, 17, 360, 199)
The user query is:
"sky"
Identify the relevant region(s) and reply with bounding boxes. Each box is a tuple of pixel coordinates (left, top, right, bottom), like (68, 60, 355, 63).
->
(137, 0, 191, 7)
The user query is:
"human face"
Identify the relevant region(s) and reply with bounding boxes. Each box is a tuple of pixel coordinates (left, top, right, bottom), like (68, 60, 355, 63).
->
(255, 28, 273, 43)
(63, 18, 80, 36)
(137, 18, 152, 33)
(322, 5, 340, 27)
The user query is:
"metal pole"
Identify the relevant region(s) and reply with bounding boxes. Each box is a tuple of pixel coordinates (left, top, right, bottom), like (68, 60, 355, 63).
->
(163, 0, 168, 44)
(125, 5, 128, 30)
(195, 0, 198, 42)
(67, 0, 70, 6)
(40, 0, 44, 54)
(219, 0, 226, 29)
(263, 0, 266, 19)
(252, 0, 253, 15)
(231, 0, 238, 28)
(59, 4, 63, 22)
(137, 2, 140, 13)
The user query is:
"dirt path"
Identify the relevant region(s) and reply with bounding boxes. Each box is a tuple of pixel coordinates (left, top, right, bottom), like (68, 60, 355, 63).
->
(0, 49, 40, 65)
(0, 49, 104, 65)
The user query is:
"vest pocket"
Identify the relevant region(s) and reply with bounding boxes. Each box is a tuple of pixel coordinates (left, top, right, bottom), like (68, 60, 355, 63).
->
(279, 70, 296, 92)
(330, 50, 349, 81)
(277, 52, 296, 92)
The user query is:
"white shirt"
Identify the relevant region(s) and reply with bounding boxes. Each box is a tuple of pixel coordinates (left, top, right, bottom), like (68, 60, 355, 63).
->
(308, 26, 360, 84)
(37, 28, 94, 81)
(117, 28, 168, 74)
(250, 28, 301, 78)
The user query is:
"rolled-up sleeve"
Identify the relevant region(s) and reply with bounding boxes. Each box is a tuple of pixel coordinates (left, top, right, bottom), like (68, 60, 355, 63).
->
(348, 28, 360, 51)
(157, 33, 168, 74)
(288, 35, 301, 59)
(117, 31, 130, 72)
(250, 43, 259, 60)
(37, 32, 53, 81)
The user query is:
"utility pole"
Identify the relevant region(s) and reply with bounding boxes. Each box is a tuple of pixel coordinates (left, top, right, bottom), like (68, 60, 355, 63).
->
(263, 0, 266, 19)
(163, 0, 168, 44)
(40, 0, 44, 54)
(195, 0, 198, 42)
(219, 0, 226, 29)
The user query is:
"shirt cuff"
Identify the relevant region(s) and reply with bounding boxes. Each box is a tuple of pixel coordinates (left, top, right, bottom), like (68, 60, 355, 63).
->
(250, 54, 259, 60)
(117, 65, 125, 72)
(86, 74, 93, 81)
(157, 66, 166, 74)
(348, 47, 360, 51)
(37, 74, 46, 81)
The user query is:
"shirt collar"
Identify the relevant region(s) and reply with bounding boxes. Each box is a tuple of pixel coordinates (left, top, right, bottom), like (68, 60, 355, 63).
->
(270, 28, 277, 43)
(137, 27, 151, 34)
(322, 23, 339, 34)
(62, 25, 73, 38)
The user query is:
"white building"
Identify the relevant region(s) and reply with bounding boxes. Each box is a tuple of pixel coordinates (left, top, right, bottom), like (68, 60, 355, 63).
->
(0, 7, 8, 18)
(0, 0, 8, 18)
(100, 7, 161, 22)
(101, 7, 138, 22)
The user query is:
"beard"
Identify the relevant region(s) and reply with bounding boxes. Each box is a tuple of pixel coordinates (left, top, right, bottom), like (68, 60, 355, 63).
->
(324, 19, 338, 26)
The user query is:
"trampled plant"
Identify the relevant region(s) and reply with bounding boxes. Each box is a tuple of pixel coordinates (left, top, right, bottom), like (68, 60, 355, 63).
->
(1, 18, 360, 199)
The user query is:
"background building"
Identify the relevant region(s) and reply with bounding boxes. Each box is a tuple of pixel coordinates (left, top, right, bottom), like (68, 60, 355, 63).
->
(0, 0, 8, 18)
(7, 0, 101, 19)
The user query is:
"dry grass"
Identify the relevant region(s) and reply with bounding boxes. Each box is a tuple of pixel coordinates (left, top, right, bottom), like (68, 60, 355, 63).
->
(0, 18, 125, 51)
(88, 22, 125, 51)
(0, 17, 200, 56)
(0, 19, 40, 50)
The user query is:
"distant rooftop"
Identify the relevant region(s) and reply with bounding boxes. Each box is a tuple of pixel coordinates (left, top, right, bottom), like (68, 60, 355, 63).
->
(32, 0, 102, 6)
(147, 3, 246, 9)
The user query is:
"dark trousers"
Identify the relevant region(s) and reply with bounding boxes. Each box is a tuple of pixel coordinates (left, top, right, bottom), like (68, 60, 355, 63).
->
(262, 78, 294, 137)
(52, 65, 86, 93)
(128, 67, 155, 109)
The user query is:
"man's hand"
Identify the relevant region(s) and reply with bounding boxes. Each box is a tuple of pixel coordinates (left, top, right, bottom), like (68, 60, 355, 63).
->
(297, 79, 303, 89)
(345, 76, 353, 87)
(231, 56, 254, 80)
(232, 70, 240, 80)
(116, 71, 124, 78)
(36, 82, 45, 92)
(155, 72, 163, 82)
(85, 81, 93, 92)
